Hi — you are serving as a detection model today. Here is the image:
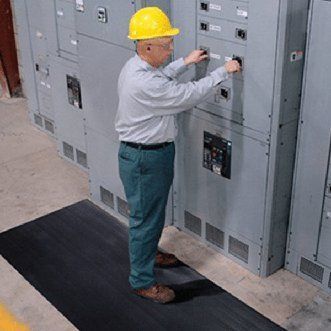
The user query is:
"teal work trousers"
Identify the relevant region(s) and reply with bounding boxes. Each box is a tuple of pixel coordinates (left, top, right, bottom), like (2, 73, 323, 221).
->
(118, 142, 175, 289)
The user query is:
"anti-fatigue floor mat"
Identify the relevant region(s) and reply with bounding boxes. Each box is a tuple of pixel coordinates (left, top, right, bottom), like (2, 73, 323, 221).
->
(0, 200, 284, 331)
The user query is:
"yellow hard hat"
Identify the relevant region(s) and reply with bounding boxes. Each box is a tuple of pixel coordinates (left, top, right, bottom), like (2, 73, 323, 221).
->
(128, 7, 180, 40)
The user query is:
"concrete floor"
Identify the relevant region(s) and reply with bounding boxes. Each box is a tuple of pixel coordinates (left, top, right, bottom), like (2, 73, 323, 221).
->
(0, 98, 331, 330)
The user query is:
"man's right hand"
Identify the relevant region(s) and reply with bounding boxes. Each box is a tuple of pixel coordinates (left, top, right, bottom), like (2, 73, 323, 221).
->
(225, 60, 241, 73)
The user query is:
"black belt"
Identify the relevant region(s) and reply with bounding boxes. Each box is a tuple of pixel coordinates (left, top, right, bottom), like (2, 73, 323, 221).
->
(121, 141, 172, 150)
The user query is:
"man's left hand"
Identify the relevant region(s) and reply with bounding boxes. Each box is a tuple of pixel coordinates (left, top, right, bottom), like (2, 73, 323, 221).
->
(184, 50, 209, 66)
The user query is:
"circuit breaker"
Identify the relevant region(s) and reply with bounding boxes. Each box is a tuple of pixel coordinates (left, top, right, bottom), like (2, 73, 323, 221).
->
(66, 75, 82, 109)
(203, 132, 231, 179)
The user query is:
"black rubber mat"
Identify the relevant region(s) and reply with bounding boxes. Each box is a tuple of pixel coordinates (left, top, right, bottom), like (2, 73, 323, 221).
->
(0, 200, 284, 331)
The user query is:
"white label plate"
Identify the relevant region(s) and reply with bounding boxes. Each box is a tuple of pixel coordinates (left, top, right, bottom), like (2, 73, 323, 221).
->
(210, 53, 221, 60)
(237, 9, 248, 18)
(210, 24, 221, 32)
(75, 0, 84, 12)
(210, 4, 222, 11)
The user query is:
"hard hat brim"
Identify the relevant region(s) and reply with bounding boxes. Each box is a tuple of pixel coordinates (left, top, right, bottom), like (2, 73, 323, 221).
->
(128, 27, 180, 40)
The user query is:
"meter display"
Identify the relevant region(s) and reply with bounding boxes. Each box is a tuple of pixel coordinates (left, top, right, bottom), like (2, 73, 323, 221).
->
(203, 131, 232, 179)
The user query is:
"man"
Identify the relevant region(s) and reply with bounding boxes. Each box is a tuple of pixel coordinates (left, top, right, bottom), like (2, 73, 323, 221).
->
(115, 7, 240, 304)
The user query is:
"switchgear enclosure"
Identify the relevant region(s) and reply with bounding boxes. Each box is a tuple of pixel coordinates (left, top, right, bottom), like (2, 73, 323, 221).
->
(76, 0, 173, 222)
(11, 0, 39, 113)
(50, 56, 87, 170)
(173, 0, 309, 276)
(286, 0, 331, 293)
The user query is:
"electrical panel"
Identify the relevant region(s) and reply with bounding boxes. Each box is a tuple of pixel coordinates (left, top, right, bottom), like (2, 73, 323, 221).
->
(55, 0, 78, 56)
(173, 0, 309, 276)
(75, 0, 173, 223)
(194, 0, 247, 127)
(286, 0, 331, 294)
(50, 57, 87, 170)
(74, 0, 136, 49)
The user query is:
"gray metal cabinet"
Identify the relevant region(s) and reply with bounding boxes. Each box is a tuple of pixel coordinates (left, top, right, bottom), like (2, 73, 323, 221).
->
(173, 0, 309, 277)
(286, 0, 331, 293)
(11, 0, 39, 113)
(85, 127, 131, 222)
(77, 35, 135, 141)
(75, 0, 136, 49)
(50, 56, 87, 170)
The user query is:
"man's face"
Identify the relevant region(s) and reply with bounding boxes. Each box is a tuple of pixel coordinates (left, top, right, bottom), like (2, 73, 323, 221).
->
(145, 37, 174, 67)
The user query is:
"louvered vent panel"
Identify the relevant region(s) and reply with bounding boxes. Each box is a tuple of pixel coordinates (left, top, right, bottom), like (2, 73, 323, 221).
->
(44, 119, 54, 134)
(63, 141, 74, 160)
(228, 236, 249, 263)
(300, 257, 324, 283)
(184, 211, 201, 236)
(76, 149, 87, 168)
(34, 114, 43, 127)
(100, 186, 114, 209)
(206, 223, 224, 249)
(117, 197, 130, 218)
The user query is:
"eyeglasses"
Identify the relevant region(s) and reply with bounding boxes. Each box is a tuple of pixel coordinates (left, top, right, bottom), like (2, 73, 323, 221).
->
(147, 40, 174, 51)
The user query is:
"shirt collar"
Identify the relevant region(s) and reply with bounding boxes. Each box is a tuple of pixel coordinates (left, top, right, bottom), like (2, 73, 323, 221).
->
(134, 54, 156, 71)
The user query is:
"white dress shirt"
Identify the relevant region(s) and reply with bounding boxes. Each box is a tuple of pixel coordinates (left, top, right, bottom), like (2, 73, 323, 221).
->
(115, 54, 229, 144)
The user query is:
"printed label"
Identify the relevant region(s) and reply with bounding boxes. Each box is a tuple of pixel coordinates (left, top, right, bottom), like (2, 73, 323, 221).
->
(210, 53, 221, 60)
(210, 4, 222, 11)
(75, 0, 84, 12)
(210, 25, 221, 32)
(237, 9, 248, 18)
(290, 51, 303, 62)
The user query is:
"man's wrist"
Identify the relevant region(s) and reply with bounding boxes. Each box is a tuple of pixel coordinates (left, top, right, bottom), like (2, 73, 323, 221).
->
(184, 57, 191, 66)
(210, 66, 229, 85)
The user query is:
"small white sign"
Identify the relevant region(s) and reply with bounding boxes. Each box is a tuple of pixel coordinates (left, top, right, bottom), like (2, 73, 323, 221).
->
(40, 81, 46, 86)
(57, 10, 64, 17)
(237, 9, 248, 18)
(290, 51, 303, 62)
(210, 4, 222, 11)
(46, 84, 51, 89)
(210, 53, 221, 60)
(210, 24, 221, 32)
(327, 212, 331, 219)
(71, 39, 78, 46)
(76, 0, 84, 12)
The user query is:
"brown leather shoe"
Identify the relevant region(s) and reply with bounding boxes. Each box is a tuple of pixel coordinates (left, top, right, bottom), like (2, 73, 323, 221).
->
(155, 251, 179, 267)
(133, 284, 175, 304)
